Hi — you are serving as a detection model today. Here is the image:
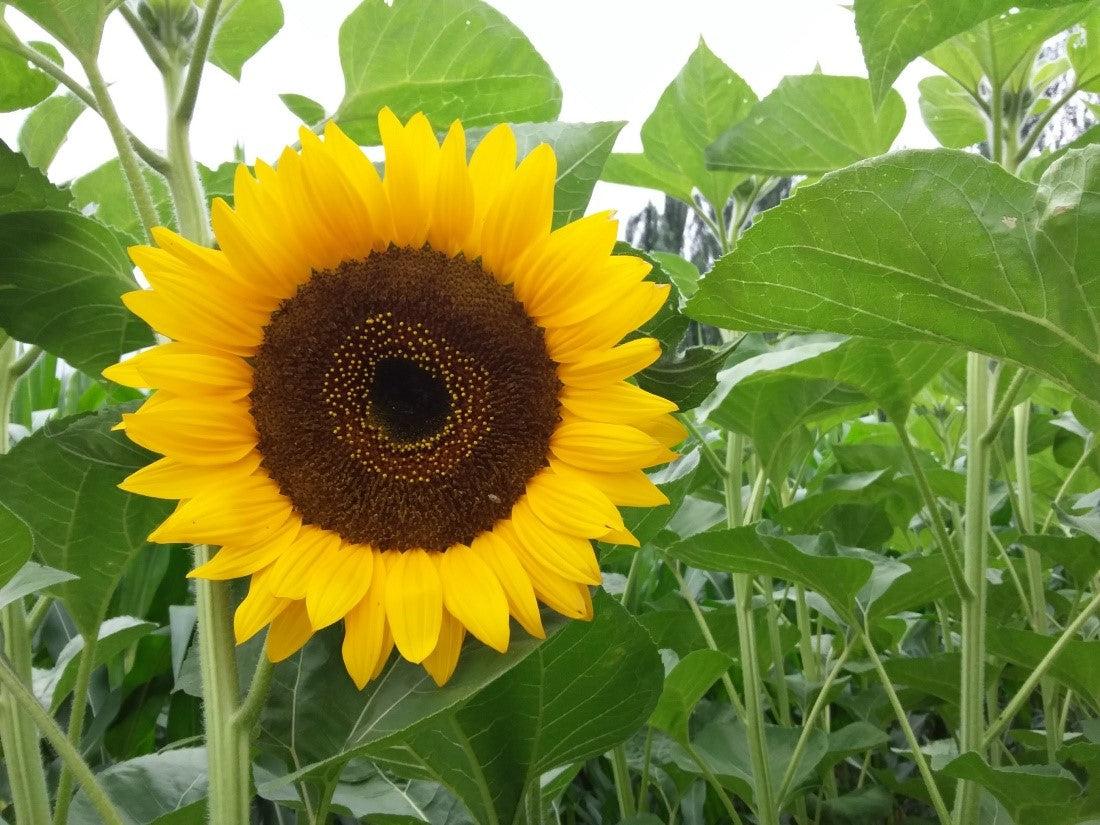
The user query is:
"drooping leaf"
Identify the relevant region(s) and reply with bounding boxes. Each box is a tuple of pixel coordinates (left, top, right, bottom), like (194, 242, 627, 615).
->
(0, 559, 76, 609)
(637, 341, 739, 412)
(1018, 533, 1100, 587)
(209, 0, 284, 80)
(688, 148, 1100, 407)
(68, 748, 208, 825)
(939, 752, 1088, 825)
(42, 616, 157, 711)
(0, 41, 60, 112)
(649, 649, 733, 743)
(666, 527, 874, 623)
(918, 76, 987, 149)
(70, 157, 174, 246)
(18, 93, 84, 169)
(0, 405, 172, 637)
(334, 0, 561, 145)
(0, 210, 154, 375)
(986, 626, 1100, 707)
(0, 140, 73, 212)
(706, 76, 905, 175)
(853, 0, 1086, 106)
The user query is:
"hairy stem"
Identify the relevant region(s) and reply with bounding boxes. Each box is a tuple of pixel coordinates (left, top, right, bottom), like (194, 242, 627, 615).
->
(52, 635, 99, 825)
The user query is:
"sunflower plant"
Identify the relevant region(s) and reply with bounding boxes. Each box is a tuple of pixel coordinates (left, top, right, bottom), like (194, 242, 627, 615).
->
(1, 1, 1099, 825)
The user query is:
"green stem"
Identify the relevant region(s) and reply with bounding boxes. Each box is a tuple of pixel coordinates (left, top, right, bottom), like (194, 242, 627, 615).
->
(956, 353, 993, 825)
(0, 335, 53, 825)
(858, 631, 952, 825)
(26, 594, 55, 634)
(763, 577, 791, 726)
(775, 636, 853, 803)
(52, 635, 99, 825)
(9, 345, 42, 381)
(0, 654, 125, 825)
(177, 0, 222, 123)
(679, 415, 729, 480)
(1040, 435, 1098, 532)
(894, 421, 970, 599)
(983, 589, 1100, 748)
(726, 433, 745, 527)
(794, 585, 820, 683)
(636, 727, 654, 812)
(988, 44, 1005, 167)
(733, 572, 777, 825)
(312, 774, 339, 825)
(163, 63, 212, 246)
(119, 3, 170, 73)
(194, 546, 251, 825)
(81, 58, 160, 239)
(232, 653, 274, 735)
(979, 369, 1028, 448)
(684, 743, 744, 825)
(610, 745, 636, 820)
(1015, 83, 1081, 164)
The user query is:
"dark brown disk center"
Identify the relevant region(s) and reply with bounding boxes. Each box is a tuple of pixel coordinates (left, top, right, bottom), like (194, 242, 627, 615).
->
(249, 246, 561, 552)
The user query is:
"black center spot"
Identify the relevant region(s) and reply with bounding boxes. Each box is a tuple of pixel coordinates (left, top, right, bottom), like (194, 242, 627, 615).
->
(249, 246, 561, 552)
(368, 358, 452, 444)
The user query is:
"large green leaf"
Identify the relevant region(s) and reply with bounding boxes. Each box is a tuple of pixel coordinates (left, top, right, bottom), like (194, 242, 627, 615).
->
(6, 0, 105, 58)
(70, 157, 174, 247)
(68, 748, 208, 825)
(0, 405, 172, 637)
(602, 39, 756, 209)
(467, 122, 624, 230)
(939, 752, 1088, 825)
(18, 93, 84, 169)
(687, 148, 1100, 407)
(0, 140, 72, 211)
(0, 42, 59, 112)
(918, 76, 987, 149)
(649, 649, 733, 743)
(209, 0, 283, 80)
(706, 76, 904, 175)
(334, 0, 561, 145)
(853, 0, 1086, 106)
(987, 626, 1100, 707)
(371, 593, 662, 825)
(0, 210, 155, 375)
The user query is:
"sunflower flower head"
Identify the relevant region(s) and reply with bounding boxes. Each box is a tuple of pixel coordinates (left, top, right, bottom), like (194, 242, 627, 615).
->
(106, 109, 684, 686)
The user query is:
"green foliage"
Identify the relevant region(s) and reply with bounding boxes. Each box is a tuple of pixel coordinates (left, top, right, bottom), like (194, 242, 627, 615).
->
(18, 93, 84, 169)
(209, 0, 284, 80)
(334, 0, 561, 145)
(0, 42, 60, 112)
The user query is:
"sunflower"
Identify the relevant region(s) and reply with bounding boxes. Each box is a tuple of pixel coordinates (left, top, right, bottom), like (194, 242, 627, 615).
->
(105, 109, 683, 686)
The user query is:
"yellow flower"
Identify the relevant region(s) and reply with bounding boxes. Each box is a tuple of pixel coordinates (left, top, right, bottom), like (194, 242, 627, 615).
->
(105, 110, 683, 686)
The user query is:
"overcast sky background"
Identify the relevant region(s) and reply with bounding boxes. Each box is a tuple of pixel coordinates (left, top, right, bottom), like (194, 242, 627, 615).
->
(0, 0, 937, 220)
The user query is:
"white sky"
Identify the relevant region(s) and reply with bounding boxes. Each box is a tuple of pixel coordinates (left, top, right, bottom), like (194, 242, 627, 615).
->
(0, 0, 936, 219)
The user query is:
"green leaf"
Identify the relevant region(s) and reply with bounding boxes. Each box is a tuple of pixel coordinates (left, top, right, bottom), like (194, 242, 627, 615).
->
(0, 210, 155, 375)
(602, 153, 693, 204)
(0, 140, 73, 212)
(1019, 124, 1100, 182)
(0, 405, 172, 637)
(468, 121, 625, 230)
(376, 593, 662, 825)
(986, 626, 1100, 707)
(43, 615, 157, 711)
(707, 76, 905, 175)
(665, 527, 873, 623)
(334, 0, 561, 145)
(70, 157, 174, 246)
(939, 752, 1087, 825)
(687, 148, 1100, 408)
(17, 93, 84, 169)
(0, 42, 59, 112)
(864, 555, 956, 621)
(653, 252, 700, 301)
(0, 559, 76, 609)
(852, 0, 1085, 106)
(883, 653, 964, 705)
(68, 748, 208, 825)
(209, 0, 284, 80)
(1069, 9, 1100, 90)
(918, 76, 987, 148)
(649, 649, 734, 743)
(279, 92, 325, 125)
(633, 38, 757, 209)
(1018, 533, 1100, 587)
(637, 341, 739, 413)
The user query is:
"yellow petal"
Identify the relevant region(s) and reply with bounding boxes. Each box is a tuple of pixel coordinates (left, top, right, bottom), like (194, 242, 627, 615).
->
(188, 521, 301, 580)
(557, 338, 662, 390)
(105, 343, 253, 399)
(498, 521, 592, 620)
(122, 288, 264, 357)
(542, 282, 668, 363)
(535, 254, 652, 328)
(440, 544, 510, 652)
(322, 121, 395, 249)
(509, 502, 601, 585)
(121, 397, 257, 466)
(305, 544, 374, 630)
(426, 121, 474, 257)
(480, 143, 555, 282)
(471, 529, 544, 639)
(380, 108, 438, 247)
(599, 526, 640, 547)
(148, 473, 293, 546)
(341, 551, 391, 689)
(234, 568, 289, 643)
(559, 382, 677, 425)
(551, 421, 676, 472)
(384, 548, 443, 664)
(523, 467, 625, 538)
(465, 123, 517, 258)
(265, 600, 314, 662)
(266, 526, 342, 600)
(422, 609, 466, 686)
(549, 460, 669, 508)
(119, 452, 260, 499)
(637, 414, 688, 449)
(509, 212, 617, 315)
